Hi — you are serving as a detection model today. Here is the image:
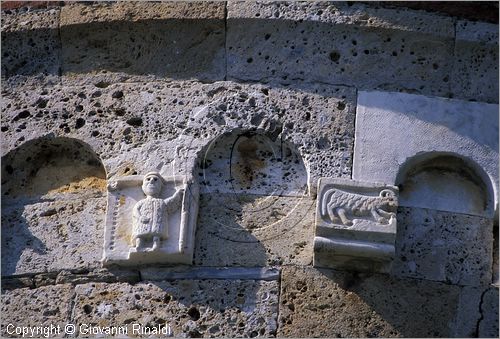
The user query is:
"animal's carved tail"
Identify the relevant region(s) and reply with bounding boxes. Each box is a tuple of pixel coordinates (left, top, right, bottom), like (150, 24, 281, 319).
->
(321, 188, 337, 217)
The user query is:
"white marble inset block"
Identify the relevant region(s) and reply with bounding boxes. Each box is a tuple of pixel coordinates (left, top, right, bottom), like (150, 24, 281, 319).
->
(353, 90, 498, 217)
(102, 173, 199, 266)
(313, 178, 398, 273)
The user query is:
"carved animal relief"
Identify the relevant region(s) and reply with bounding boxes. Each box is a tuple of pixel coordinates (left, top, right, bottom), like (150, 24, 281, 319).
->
(314, 178, 399, 273)
(102, 173, 199, 266)
(321, 187, 397, 226)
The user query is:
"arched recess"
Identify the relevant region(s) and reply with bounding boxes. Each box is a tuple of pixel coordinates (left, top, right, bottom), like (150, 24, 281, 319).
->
(192, 128, 314, 267)
(393, 151, 496, 286)
(395, 152, 495, 218)
(1, 136, 107, 276)
(2, 136, 106, 199)
(196, 128, 309, 197)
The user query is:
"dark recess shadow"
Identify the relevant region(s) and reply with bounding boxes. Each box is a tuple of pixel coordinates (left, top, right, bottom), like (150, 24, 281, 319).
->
(1, 135, 106, 277)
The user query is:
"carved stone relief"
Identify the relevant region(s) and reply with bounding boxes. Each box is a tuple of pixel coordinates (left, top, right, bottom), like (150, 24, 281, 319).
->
(313, 178, 399, 273)
(102, 173, 199, 266)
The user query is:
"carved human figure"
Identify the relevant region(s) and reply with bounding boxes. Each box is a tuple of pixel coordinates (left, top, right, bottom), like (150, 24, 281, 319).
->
(132, 172, 184, 251)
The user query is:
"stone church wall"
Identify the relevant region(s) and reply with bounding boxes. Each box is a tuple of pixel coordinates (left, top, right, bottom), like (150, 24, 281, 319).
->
(1, 1, 498, 337)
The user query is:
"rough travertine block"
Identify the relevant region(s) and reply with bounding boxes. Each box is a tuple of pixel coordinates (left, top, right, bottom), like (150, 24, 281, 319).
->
(314, 178, 398, 273)
(353, 90, 499, 217)
(72, 280, 279, 337)
(1, 8, 61, 81)
(103, 173, 199, 266)
(194, 193, 315, 266)
(1, 284, 73, 338)
(227, 1, 454, 97)
(60, 1, 225, 24)
(1, 81, 355, 194)
(60, 2, 225, 83)
(479, 288, 500, 338)
(1, 197, 106, 276)
(278, 266, 465, 338)
(1, 81, 354, 275)
(451, 20, 499, 103)
(393, 207, 493, 286)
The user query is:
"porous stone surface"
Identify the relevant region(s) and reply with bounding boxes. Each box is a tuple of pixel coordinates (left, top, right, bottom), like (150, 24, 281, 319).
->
(353, 90, 499, 217)
(1, 284, 73, 337)
(1, 81, 355, 193)
(72, 280, 279, 337)
(451, 20, 499, 103)
(227, 1, 454, 98)
(478, 287, 500, 338)
(1, 7, 61, 87)
(1, 3, 499, 337)
(194, 194, 314, 267)
(278, 266, 466, 338)
(1, 197, 107, 276)
(393, 207, 493, 286)
(60, 2, 226, 84)
(1, 80, 353, 278)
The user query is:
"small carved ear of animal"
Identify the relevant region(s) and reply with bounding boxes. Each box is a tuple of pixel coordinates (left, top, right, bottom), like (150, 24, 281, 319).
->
(380, 189, 394, 198)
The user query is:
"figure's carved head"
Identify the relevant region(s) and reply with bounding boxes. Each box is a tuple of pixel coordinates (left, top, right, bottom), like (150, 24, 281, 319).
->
(142, 172, 163, 197)
(379, 189, 397, 208)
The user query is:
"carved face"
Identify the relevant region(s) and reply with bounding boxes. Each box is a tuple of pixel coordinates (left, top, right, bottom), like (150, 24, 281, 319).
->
(379, 189, 397, 208)
(142, 174, 162, 197)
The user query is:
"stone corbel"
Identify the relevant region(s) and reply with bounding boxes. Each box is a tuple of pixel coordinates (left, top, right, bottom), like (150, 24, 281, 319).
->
(313, 178, 399, 273)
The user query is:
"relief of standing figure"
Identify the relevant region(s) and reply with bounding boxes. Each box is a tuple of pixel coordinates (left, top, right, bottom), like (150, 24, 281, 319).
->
(131, 172, 184, 252)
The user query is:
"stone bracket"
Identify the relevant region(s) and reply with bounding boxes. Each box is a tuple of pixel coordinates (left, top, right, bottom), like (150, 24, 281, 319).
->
(313, 178, 399, 273)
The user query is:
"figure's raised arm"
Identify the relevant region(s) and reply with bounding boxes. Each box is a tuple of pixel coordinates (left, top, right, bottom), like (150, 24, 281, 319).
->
(107, 175, 144, 191)
(164, 186, 185, 212)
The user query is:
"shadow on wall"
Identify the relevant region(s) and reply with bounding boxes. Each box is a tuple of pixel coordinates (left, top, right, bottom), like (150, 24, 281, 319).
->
(392, 152, 496, 286)
(197, 128, 309, 196)
(320, 269, 464, 337)
(396, 152, 495, 217)
(2, 14, 471, 99)
(193, 128, 313, 267)
(1, 135, 107, 276)
(71, 278, 277, 337)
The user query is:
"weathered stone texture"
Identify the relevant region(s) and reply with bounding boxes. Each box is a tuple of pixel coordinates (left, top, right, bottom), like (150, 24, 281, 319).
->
(393, 207, 493, 286)
(1, 81, 355, 191)
(451, 20, 499, 103)
(227, 1, 455, 98)
(194, 194, 314, 266)
(1, 284, 74, 337)
(72, 279, 279, 337)
(1, 81, 353, 277)
(278, 266, 469, 338)
(1, 8, 61, 86)
(60, 2, 226, 84)
(478, 287, 500, 338)
(1, 197, 106, 276)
